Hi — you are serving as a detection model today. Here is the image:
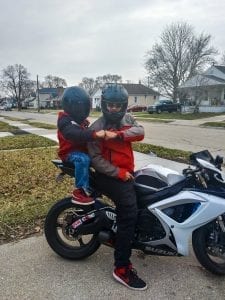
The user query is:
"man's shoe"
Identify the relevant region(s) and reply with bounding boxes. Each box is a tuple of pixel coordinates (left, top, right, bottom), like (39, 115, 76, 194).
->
(72, 188, 95, 205)
(113, 265, 147, 290)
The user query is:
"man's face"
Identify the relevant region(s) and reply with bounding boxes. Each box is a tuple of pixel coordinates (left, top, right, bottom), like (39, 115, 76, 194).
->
(106, 102, 122, 112)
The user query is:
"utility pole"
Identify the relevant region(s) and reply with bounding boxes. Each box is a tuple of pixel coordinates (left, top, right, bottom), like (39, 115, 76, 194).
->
(147, 76, 150, 88)
(36, 75, 40, 112)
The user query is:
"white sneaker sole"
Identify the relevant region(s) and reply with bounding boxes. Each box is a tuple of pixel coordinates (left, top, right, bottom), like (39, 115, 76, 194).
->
(113, 271, 147, 291)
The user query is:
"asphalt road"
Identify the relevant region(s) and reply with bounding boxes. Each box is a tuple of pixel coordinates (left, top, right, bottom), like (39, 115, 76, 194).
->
(1, 110, 225, 158)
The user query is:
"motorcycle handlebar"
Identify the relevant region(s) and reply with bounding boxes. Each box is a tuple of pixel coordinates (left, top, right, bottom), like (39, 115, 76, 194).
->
(214, 173, 225, 185)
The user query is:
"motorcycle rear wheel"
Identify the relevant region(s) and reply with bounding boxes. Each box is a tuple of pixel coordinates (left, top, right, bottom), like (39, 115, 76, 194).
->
(192, 219, 225, 275)
(44, 197, 100, 260)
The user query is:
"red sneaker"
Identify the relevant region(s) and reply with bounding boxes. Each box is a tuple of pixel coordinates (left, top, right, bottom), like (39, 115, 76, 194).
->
(72, 188, 95, 205)
(113, 265, 147, 290)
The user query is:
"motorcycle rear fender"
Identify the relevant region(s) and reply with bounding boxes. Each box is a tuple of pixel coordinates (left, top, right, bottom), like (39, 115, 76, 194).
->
(148, 190, 225, 256)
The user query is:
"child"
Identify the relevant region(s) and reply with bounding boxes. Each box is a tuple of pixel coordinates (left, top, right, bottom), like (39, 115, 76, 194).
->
(57, 86, 105, 205)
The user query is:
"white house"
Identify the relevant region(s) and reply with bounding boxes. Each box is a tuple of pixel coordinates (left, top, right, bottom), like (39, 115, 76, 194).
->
(91, 83, 160, 109)
(32, 87, 64, 109)
(179, 65, 225, 112)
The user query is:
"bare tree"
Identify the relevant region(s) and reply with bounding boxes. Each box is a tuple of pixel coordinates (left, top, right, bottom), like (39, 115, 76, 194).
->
(219, 52, 225, 65)
(96, 74, 122, 86)
(43, 75, 67, 88)
(0, 64, 32, 110)
(79, 77, 96, 94)
(79, 74, 122, 94)
(145, 22, 217, 101)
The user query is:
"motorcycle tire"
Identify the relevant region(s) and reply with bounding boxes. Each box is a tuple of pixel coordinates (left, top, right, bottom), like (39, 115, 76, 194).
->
(44, 197, 100, 260)
(192, 220, 225, 275)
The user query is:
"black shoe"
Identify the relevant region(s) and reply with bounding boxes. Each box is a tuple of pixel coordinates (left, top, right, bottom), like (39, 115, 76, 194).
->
(113, 265, 147, 291)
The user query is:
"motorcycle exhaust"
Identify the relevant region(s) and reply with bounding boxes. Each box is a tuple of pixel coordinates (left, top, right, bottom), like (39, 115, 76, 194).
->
(98, 230, 115, 247)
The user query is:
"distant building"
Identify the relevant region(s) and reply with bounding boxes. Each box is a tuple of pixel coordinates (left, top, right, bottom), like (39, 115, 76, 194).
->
(32, 87, 65, 109)
(91, 83, 160, 109)
(179, 65, 225, 112)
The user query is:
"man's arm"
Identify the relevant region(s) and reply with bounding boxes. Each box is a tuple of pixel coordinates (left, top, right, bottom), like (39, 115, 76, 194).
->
(108, 114, 145, 142)
(88, 139, 120, 177)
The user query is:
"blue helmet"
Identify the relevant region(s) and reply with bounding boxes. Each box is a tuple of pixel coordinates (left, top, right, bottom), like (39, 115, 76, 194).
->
(62, 86, 91, 124)
(101, 83, 128, 123)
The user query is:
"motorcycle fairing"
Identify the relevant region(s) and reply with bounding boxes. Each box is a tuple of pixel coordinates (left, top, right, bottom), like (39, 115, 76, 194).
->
(148, 190, 225, 256)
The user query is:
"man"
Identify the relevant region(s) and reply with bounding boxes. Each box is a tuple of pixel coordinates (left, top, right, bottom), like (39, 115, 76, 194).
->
(88, 83, 147, 290)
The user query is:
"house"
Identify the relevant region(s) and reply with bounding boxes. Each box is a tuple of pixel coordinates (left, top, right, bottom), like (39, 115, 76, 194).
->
(91, 83, 160, 110)
(32, 87, 65, 109)
(179, 65, 225, 113)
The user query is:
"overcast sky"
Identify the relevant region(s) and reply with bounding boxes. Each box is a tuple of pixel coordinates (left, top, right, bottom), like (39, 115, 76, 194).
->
(0, 0, 225, 86)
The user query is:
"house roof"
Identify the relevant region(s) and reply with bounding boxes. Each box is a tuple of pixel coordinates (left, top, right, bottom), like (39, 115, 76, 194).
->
(205, 75, 225, 83)
(215, 65, 225, 74)
(121, 83, 160, 95)
(39, 88, 58, 94)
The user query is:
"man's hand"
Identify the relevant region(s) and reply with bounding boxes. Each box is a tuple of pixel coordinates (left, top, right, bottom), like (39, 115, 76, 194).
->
(95, 130, 106, 138)
(123, 171, 134, 181)
(104, 130, 118, 140)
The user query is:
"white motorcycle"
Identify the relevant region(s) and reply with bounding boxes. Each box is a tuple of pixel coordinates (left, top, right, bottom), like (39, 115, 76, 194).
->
(45, 150, 225, 275)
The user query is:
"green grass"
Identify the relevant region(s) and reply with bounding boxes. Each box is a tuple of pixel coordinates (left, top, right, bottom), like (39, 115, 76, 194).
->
(131, 112, 225, 120)
(132, 142, 191, 163)
(0, 134, 57, 150)
(0, 121, 19, 132)
(0, 147, 73, 242)
(23, 121, 57, 129)
(2, 118, 57, 129)
(200, 121, 225, 128)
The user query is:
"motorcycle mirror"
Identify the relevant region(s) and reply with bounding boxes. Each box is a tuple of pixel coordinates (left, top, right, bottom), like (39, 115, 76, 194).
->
(215, 155, 223, 170)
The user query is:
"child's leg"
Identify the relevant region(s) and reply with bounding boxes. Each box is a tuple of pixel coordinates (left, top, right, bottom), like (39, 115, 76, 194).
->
(67, 152, 90, 189)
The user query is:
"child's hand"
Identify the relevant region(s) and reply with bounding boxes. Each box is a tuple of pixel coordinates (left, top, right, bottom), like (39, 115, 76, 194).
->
(105, 130, 118, 140)
(95, 130, 106, 138)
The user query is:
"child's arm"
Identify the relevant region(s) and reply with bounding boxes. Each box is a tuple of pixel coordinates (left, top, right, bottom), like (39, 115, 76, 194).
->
(58, 114, 104, 142)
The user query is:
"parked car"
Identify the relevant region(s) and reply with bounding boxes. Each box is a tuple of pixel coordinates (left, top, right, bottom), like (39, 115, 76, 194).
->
(0, 104, 12, 111)
(127, 105, 147, 112)
(147, 100, 181, 114)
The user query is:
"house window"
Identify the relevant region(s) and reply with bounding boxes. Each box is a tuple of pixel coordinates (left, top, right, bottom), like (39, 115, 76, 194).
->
(134, 96, 137, 103)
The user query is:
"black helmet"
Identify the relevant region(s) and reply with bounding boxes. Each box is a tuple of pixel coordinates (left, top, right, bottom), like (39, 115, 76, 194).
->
(101, 83, 128, 123)
(62, 86, 91, 124)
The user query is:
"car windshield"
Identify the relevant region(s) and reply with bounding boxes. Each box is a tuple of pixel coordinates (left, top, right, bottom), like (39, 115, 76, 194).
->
(156, 100, 171, 104)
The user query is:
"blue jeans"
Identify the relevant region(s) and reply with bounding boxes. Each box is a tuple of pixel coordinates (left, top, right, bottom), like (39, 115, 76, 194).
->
(66, 152, 90, 190)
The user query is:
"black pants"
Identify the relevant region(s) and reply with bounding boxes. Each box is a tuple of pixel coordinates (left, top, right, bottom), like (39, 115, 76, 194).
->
(95, 172, 138, 267)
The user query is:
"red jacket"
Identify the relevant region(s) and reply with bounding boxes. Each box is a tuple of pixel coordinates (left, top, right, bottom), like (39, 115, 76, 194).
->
(88, 114, 144, 180)
(57, 111, 96, 161)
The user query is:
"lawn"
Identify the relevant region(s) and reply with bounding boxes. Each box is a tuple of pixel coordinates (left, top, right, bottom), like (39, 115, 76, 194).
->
(0, 147, 73, 243)
(131, 112, 225, 120)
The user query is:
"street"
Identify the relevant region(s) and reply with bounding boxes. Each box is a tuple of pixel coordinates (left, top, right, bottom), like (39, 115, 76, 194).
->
(1, 110, 225, 158)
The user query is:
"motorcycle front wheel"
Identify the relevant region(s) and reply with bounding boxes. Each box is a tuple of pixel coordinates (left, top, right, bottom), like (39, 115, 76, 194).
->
(192, 217, 225, 275)
(44, 197, 100, 260)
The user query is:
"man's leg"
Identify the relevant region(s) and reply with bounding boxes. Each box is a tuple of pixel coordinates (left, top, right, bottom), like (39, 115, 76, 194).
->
(95, 173, 147, 290)
(95, 173, 137, 265)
